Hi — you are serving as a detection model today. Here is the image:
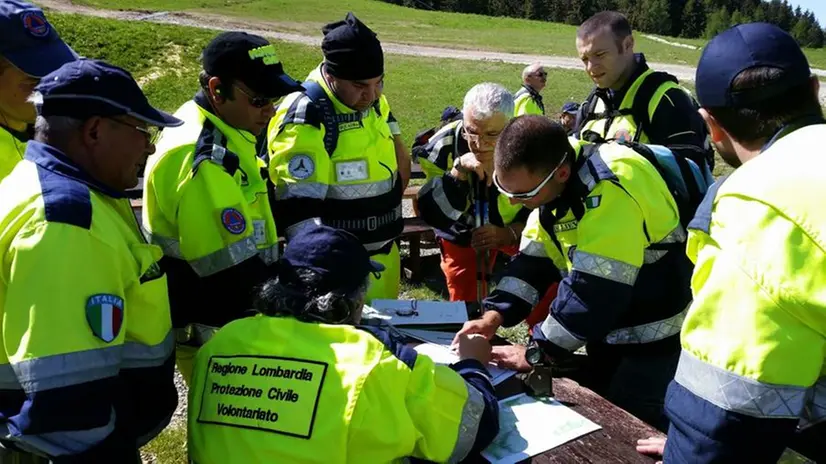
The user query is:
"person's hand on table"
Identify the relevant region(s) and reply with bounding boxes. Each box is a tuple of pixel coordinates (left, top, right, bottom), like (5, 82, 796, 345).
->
(454, 333, 492, 365)
(471, 224, 513, 251)
(453, 310, 503, 344)
(636, 436, 666, 464)
(491, 344, 532, 372)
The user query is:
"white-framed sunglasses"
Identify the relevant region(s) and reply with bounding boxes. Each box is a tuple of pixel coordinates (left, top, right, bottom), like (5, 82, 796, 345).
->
(493, 151, 568, 200)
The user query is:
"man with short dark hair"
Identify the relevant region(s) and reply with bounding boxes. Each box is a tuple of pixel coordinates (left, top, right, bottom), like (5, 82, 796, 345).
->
(142, 31, 302, 383)
(0, 1, 75, 182)
(267, 12, 403, 303)
(636, 22, 826, 464)
(0, 58, 182, 463)
(456, 115, 695, 429)
(514, 62, 546, 116)
(575, 11, 711, 168)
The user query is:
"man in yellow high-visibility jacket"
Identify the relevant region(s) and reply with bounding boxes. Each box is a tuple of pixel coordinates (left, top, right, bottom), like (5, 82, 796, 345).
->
(514, 62, 546, 116)
(142, 32, 302, 383)
(0, 1, 75, 182)
(636, 22, 826, 464)
(267, 12, 402, 302)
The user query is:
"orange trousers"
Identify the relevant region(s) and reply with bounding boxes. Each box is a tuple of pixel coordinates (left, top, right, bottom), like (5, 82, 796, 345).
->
(438, 238, 559, 327)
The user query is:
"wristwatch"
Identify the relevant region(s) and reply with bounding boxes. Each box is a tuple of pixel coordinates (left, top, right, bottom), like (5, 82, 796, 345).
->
(524, 340, 554, 398)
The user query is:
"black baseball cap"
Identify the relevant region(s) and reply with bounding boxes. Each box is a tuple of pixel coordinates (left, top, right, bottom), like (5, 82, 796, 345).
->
(281, 225, 384, 295)
(696, 22, 812, 108)
(35, 59, 182, 127)
(202, 31, 302, 99)
(0, 0, 77, 78)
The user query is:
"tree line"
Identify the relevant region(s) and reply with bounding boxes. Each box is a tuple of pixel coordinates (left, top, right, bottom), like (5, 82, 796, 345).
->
(381, 0, 825, 48)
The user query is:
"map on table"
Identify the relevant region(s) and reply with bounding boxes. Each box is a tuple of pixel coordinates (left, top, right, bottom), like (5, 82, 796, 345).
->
(412, 343, 517, 386)
(366, 300, 468, 326)
(482, 393, 602, 464)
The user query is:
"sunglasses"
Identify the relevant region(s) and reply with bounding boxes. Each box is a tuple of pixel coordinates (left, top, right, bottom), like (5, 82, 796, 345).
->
(534, 72, 548, 78)
(106, 117, 156, 142)
(493, 151, 567, 200)
(233, 85, 277, 109)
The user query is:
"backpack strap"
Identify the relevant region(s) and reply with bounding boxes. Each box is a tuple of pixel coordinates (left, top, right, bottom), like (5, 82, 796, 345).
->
(302, 81, 338, 156)
(629, 71, 678, 143)
(575, 87, 601, 137)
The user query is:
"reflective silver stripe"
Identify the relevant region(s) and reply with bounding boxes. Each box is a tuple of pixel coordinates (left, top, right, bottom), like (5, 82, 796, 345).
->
(604, 305, 688, 344)
(189, 236, 258, 277)
(12, 346, 122, 394)
(519, 238, 547, 258)
(447, 383, 486, 463)
(145, 230, 183, 259)
(121, 331, 175, 369)
(675, 350, 811, 419)
(285, 217, 323, 240)
(571, 250, 639, 286)
(577, 162, 596, 191)
(660, 225, 687, 244)
(420, 177, 465, 221)
(277, 182, 328, 201)
(495, 276, 539, 306)
(258, 243, 280, 265)
(801, 376, 826, 429)
(3, 408, 116, 457)
(387, 121, 401, 136)
(427, 133, 455, 164)
(0, 364, 18, 390)
(327, 178, 394, 200)
(644, 249, 669, 264)
(540, 314, 586, 351)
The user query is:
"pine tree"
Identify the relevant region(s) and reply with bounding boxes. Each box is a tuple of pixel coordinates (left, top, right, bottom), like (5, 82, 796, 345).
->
(704, 7, 730, 38)
(729, 10, 750, 27)
(635, 0, 671, 35)
(681, 0, 706, 38)
(751, 3, 767, 23)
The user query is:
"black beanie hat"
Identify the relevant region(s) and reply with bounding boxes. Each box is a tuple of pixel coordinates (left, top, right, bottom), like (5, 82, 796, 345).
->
(321, 12, 384, 81)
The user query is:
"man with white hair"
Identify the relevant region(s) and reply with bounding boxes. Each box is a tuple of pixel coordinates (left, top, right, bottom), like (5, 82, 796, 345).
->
(514, 63, 547, 116)
(417, 83, 530, 302)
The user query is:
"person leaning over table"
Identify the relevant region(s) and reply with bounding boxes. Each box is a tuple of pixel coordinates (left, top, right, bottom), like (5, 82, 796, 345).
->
(188, 225, 499, 463)
(636, 22, 826, 464)
(0, 58, 183, 463)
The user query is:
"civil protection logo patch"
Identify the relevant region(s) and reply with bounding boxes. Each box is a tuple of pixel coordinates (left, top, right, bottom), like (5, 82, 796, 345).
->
(21, 11, 50, 38)
(221, 208, 246, 235)
(86, 294, 124, 343)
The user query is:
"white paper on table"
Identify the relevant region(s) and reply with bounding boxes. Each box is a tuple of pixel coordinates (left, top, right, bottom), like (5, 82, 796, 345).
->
(369, 299, 468, 326)
(481, 393, 602, 464)
(398, 328, 455, 347)
(412, 343, 517, 386)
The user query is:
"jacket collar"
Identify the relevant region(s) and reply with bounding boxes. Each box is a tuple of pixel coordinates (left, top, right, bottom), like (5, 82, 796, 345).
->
(24, 140, 125, 199)
(522, 84, 543, 103)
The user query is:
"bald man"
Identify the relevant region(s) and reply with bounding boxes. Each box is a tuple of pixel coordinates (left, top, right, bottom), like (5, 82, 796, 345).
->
(514, 63, 546, 116)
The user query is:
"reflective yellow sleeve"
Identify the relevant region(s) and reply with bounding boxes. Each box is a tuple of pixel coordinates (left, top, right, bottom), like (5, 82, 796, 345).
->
(515, 97, 543, 116)
(683, 196, 826, 387)
(177, 161, 259, 276)
(349, 354, 488, 463)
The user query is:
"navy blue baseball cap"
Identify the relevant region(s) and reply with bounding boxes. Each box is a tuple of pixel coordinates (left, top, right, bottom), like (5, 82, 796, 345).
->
(696, 22, 811, 108)
(561, 102, 580, 114)
(0, 1, 77, 78)
(281, 225, 384, 294)
(35, 59, 183, 127)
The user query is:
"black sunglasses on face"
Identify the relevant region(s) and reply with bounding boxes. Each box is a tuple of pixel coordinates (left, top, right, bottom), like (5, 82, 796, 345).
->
(233, 85, 277, 109)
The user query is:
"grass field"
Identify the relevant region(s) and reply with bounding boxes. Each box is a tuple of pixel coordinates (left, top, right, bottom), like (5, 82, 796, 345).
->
(68, 0, 826, 69)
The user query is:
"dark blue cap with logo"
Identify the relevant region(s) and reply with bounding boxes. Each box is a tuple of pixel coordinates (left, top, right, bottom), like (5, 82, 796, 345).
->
(0, 0, 77, 78)
(35, 59, 183, 127)
(696, 22, 811, 108)
(281, 225, 384, 294)
(561, 102, 580, 114)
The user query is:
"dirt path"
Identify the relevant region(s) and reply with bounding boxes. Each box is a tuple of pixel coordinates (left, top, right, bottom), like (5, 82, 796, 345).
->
(39, 0, 826, 103)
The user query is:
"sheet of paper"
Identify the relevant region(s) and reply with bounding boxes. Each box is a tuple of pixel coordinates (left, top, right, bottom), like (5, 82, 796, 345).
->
(398, 328, 455, 347)
(369, 299, 468, 326)
(482, 393, 602, 464)
(412, 343, 517, 386)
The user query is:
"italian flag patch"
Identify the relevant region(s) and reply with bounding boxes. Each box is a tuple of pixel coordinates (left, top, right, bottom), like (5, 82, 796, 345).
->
(86, 294, 124, 343)
(585, 195, 602, 209)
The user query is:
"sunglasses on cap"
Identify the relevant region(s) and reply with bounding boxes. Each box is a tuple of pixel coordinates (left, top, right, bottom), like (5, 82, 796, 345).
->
(233, 84, 278, 109)
(493, 151, 567, 200)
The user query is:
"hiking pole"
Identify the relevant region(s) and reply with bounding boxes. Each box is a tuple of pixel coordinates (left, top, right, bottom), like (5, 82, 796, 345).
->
(479, 181, 490, 300)
(469, 174, 484, 304)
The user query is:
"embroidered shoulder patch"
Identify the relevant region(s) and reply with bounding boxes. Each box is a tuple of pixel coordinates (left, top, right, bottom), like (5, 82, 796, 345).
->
(86, 294, 124, 343)
(21, 11, 50, 38)
(288, 155, 315, 180)
(585, 195, 602, 209)
(221, 208, 247, 235)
